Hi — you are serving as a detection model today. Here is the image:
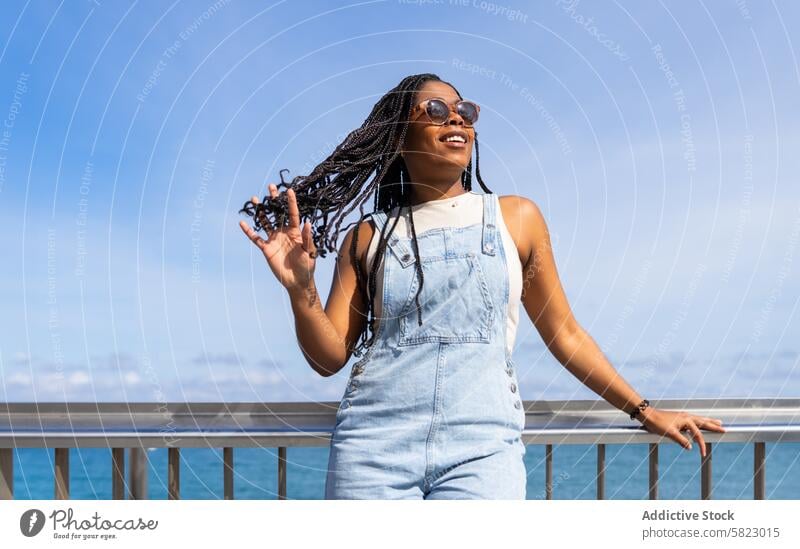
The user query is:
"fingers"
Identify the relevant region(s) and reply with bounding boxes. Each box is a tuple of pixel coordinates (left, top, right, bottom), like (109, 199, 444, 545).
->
(287, 188, 301, 229)
(670, 428, 692, 451)
(247, 183, 300, 236)
(685, 419, 707, 457)
(239, 219, 267, 252)
(251, 194, 274, 235)
(268, 183, 290, 230)
(697, 416, 726, 432)
(302, 220, 317, 258)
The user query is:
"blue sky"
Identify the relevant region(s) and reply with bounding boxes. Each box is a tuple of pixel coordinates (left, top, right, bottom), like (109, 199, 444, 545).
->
(0, 0, 798, 403)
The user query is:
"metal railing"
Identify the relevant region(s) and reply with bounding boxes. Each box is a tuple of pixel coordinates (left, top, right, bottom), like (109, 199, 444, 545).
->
(1, 398, 797, 500)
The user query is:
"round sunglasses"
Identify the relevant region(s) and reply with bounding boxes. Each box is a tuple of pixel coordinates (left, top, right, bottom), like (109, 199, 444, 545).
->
(409, 97, 480, 127)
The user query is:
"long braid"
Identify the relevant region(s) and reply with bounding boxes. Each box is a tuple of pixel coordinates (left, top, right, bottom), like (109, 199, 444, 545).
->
(407, 204, 424, 326)
(239, 73, 492, 357)
(472, 131, 492, 193)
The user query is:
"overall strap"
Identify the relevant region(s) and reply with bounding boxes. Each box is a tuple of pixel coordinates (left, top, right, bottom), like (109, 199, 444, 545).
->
(481, 192, 499, 256)
(370, 208, 417, 269)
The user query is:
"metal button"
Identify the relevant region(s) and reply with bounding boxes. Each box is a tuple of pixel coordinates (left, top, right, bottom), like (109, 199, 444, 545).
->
(349, 379, 359, 391)
(510, 382, 517, 393)
(342, 399, 351, 409)
(514, 401, 521, 409)
(506, 367, 513, 377)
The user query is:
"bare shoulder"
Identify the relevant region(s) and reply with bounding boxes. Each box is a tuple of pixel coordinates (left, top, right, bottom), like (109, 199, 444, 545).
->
(498, 194, 546, 265)
(337, 217, 377, 276)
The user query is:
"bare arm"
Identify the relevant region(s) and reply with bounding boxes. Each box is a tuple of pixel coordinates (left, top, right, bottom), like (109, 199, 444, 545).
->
(513, 196, 725, 454)
(239, 183, 371, 378)
(288, 220, 372, 377)
(513, 197, 644, 411)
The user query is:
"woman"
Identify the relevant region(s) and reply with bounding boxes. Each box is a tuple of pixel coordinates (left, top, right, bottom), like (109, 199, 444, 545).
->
(238, 73, 726, 499)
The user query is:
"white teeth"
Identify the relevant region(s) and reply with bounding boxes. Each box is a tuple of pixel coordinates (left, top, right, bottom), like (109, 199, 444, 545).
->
(443, 135, 466, 143)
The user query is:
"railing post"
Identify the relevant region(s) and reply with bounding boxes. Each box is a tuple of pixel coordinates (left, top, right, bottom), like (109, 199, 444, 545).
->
(701, 442, 712, 500)
(0, 448, 12, 499)
(545, 444, 553, 500)
(278, 447, 287, 500)
(224, 447, 234, 500)
(128, 448, 148, 500)
(112, 448, 125, 499)
(55, 448, 69, 500)
(649, 443, 659, 500)
(596, 444, 605, 500)
(168, 447, 180, 500)
(754, 442, 765, 500)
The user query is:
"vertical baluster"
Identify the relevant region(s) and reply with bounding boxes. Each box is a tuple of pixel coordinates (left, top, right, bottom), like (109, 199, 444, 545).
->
(223, 447, 234, 500)
(649, 443, 659, 500)
(701, 442, 712, 500)
(112, 448, 125, 500)
(168, 447, 180, 500)
(0, 448, 12, 499)
(278, 447, 287, 500)
(754, 442, 765, 500)
(596, 444, 605, 500)
(55, 448, 69, 500)
(545, 444, 553, 500)
(129, 448, 148, 499)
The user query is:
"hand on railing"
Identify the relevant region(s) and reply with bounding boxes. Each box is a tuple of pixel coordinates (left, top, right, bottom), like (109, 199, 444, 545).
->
(239, 184, 318, 294)
(636, 407, 726, 457)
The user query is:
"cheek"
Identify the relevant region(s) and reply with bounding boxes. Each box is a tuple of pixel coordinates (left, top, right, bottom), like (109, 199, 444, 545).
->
(405, 126, 436, 150)
(422, 129, 442, 148)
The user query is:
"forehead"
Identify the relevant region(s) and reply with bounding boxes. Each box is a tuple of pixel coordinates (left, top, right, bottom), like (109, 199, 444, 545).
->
(414, 80, 461, 104)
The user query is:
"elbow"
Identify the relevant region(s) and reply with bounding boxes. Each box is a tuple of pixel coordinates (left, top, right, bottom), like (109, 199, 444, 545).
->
(547, 319, 583, 355)
(314, 360, 345, 378)
(301, 350, 345, 378)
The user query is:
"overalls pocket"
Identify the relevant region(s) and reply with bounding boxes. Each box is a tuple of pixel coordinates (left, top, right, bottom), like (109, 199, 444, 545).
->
(396, 251, 495, 346)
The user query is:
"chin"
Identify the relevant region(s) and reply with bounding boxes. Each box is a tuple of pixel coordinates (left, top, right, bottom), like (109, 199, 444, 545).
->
(433, 158, 469, 172)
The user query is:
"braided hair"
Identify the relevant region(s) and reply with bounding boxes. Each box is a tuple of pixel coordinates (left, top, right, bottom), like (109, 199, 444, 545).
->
(239, 73, 492, 357)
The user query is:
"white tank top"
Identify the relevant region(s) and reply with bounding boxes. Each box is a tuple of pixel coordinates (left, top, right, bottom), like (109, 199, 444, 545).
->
(365, 191, 522, 354)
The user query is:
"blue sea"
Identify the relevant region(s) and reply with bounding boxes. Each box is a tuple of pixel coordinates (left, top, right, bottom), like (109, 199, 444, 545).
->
(9, 443, 799, 500)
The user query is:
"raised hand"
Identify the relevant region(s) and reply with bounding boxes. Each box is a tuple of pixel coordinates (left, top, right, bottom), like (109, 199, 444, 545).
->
(239, 184, 318, 294)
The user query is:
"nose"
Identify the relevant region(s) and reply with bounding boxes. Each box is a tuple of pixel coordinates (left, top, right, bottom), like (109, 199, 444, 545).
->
(446, 108, 466, 126)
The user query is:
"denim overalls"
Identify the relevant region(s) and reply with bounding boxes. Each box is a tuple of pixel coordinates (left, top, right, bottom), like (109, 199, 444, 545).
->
(325, 192, 527, 499)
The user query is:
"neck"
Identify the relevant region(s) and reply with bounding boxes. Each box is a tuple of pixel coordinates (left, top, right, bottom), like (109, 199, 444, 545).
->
(407, 177, 467, 206)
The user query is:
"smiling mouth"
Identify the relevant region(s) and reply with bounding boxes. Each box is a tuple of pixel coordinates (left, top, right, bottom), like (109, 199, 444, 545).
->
(440, 137, 468, 148)
(439, 131, 468, 144)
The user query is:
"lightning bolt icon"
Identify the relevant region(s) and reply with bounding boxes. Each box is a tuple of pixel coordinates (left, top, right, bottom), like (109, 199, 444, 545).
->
(28, 512, 38, 533)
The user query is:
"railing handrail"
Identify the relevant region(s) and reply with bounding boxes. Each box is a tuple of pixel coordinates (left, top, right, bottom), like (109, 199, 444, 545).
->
(2, 396, 799, 414)
(1, 397, 799, 447)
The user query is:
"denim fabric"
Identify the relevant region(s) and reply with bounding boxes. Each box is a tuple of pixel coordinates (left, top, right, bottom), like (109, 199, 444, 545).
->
(325, 192, 526, 499)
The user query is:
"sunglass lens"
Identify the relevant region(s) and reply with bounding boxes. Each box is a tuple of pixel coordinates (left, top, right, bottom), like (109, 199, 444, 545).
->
(426, 99, 450, 123)
(458, 102, 478, 125)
